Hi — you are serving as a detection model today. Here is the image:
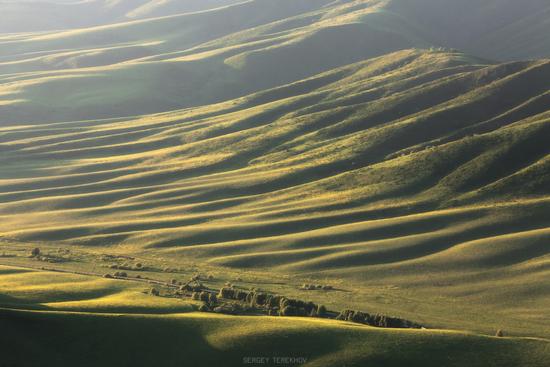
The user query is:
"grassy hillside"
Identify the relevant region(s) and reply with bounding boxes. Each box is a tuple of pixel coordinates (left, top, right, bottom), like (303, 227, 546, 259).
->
(0, 266, 548, 367)
(1, 1, 550, 365)
(0, 0, 243, 33)
(3, 308, 549, 367)
(1, 0, 549, 124)
(1, 49, 549, 340)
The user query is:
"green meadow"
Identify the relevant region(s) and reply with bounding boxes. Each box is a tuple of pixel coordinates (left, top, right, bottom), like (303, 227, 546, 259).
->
(0, 0, 549, 366)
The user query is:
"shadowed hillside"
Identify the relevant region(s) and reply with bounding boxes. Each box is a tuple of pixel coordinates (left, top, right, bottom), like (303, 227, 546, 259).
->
(1, 50, 549, 318)
(2, 308, 549, 367)
(1, 0, 549, 124)
(0, 266, 548, 367)
(1, 1, 550, 363)
(0, 0, 244, 33)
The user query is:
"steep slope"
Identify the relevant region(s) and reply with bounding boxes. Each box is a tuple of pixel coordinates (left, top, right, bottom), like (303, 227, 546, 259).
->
(382, 0, 550, 60)
(1, 50, 549, 296)
(1, 0, 550, 352)
(1, 0, 549, 125)
(0, 266, 548, 367)
(0, 0, 244, 33)
(3, 307, 549, 367)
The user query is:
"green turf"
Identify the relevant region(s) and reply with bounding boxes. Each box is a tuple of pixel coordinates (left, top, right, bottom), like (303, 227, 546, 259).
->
(1, 1, 549, 366)
(1, 307, 548, 367)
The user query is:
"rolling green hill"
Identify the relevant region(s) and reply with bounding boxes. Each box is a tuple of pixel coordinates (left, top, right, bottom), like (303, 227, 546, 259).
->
(0, 0, 243, 33)
(0, 265, 548, 367)
(1, 0, 549, 124)
(1, 48, 549, 340)
(1, 1, 550, 366)
(3, 308, 549, 367)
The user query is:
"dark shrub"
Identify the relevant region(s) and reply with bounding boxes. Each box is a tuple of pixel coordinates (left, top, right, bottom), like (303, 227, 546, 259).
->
(150, 288, 160, 296)
(198, 304, 210, 312)
(269, 296, 282, 308)
(171, 279, 178, 285)
(218, 287, 235, 299)
(372, 314, 387, 328)
(253, 293, 267, 306)
(317, 305, 327, 317)
(208, 293, 218, 305)
(246, 292, 254, 304)
(336, 309, 353, 321)
(322, 285, 333, 290)
(135, 263, 142, 269)
(236, 290, 248, 301)
(103, 274, 113, 279)
(294, 300, 306, 309)
(496, 329, 504, 337)
(351, 311, 367, 323)
(199, 292, 210, 302)
(280, 306, 298, 316)
(31, 248, 41, 257)
(304, 302, 316, 315)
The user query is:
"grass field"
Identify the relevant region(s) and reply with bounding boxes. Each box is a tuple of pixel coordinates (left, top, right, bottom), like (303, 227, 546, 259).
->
(0, 265, 548, 367)
(1, 1, 549, 366)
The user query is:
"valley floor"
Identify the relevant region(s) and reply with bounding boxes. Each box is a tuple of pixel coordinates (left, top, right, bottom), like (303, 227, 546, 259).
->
(0, 260, 549, 367)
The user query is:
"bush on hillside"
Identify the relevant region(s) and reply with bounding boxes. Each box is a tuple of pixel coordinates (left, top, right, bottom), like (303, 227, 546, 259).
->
(218, 287, 236, 299)
(280, 306, 298, 316)
(199, 291, 210, 302)
(198, 304, 211, 312)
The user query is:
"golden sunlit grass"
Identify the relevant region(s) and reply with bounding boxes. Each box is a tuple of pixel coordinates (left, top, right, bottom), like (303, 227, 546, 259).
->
(0, 265, 549, 367)
(0, 1, 549, 365)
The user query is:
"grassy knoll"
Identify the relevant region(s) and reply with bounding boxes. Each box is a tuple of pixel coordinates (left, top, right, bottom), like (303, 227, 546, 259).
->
(1, 308, 548, 367)
(0, 265, 548, 367)
(0, 2, 549, 365)
(0, 49, 549, 342)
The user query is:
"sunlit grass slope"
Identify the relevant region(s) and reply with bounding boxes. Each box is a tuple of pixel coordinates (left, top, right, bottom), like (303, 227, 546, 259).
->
(1, 0, 549, 124)
(1, 48, 549, 341)
(1, 0, 550, 354)
(0, 265, 193, 314)
(3, 308, 550, 367)
(0, 0, 244, 33)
